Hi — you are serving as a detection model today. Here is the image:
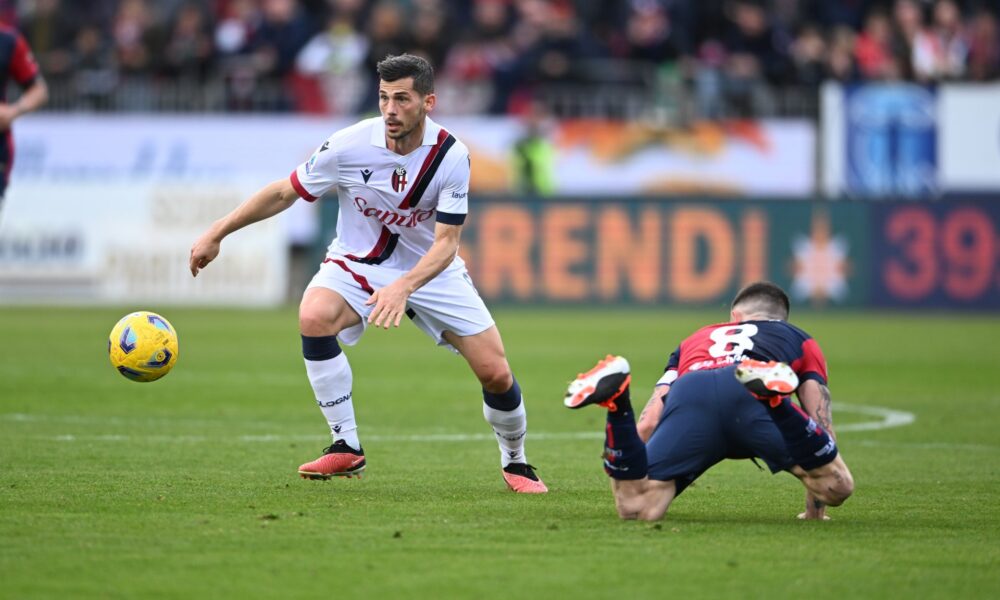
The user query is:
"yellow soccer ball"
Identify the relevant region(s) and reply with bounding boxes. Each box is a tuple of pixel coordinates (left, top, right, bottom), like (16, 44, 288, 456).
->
(108, 311, 179, 382)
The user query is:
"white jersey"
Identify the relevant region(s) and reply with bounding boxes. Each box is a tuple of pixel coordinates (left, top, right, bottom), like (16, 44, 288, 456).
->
(290, 116, 470, 272)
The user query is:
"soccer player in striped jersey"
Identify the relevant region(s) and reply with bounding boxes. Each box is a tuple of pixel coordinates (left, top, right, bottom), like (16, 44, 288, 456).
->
(565, 282, 853, 520)
(189, 54, 546, 493)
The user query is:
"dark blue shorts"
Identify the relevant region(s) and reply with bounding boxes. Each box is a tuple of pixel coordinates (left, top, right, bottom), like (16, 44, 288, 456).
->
(645, 365, 795, 492)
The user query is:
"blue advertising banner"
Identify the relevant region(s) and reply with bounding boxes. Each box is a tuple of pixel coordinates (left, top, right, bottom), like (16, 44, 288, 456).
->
(845, 85, 937, 198)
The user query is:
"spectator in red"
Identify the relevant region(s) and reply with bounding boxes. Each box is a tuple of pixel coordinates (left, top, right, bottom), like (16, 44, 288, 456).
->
(855, 9, 895, 79)
(0, 22, 47, 207)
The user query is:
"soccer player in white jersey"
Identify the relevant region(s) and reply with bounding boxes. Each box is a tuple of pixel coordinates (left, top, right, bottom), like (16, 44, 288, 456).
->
(189, 54, 547, 493)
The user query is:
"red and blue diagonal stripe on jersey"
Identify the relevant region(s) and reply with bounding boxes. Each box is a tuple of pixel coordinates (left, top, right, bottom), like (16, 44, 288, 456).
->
(397, 128, 456, 210)
(345, 225, 400, 265)
(323, 257, 416, 319)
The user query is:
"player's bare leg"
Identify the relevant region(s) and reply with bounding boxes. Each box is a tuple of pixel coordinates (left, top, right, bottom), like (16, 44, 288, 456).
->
(299, 286, 362, 336)
(297, 287, 367, 480)
(443, 326, 512, 393)
(444, 327, 547, 494)
(567, 356, 679, 520)
(611, 478, 677, 521)
(790, 455, 854, 507)
(735, 360, 852, 507)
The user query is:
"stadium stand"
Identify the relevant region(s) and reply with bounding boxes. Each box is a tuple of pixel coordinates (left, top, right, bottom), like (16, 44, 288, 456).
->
(11, 0, 1000, 119)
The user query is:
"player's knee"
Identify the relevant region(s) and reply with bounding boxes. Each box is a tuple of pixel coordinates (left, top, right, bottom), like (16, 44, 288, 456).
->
(615, 498, 667, 521)
(298, 296, 346, 336)
(298, 308, 334, 336)
(477, 364, 513, 393)
(825, 468, 854, 506)
(636, 503, 669, 521)
(614, 481, 672, 521)
(811, 465, 854, 507)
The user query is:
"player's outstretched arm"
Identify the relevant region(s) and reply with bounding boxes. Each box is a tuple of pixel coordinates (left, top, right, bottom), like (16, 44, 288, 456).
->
(366, 222, 462, 329)
(189, 178, 299, 277)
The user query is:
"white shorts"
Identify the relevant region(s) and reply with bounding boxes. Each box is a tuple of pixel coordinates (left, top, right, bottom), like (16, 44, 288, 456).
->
(306, 256, 495, 353)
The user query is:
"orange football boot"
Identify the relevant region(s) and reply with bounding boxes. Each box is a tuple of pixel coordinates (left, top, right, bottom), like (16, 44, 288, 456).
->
(564, 355, 632, 411)
(502, 463, 548, 494)
(734, 359, 800, 407)
(298, 440, 366, 480)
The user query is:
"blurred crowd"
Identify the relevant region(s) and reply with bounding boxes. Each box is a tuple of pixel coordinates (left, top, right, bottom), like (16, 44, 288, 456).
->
(10, 0, 1000, 116)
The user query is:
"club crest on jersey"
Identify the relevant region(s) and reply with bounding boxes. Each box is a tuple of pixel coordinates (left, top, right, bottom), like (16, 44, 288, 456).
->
(391, 166, 408, 193)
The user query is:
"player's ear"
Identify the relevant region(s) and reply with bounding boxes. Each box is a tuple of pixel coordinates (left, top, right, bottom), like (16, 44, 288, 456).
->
(423, 92, 436, 113)
(730, 308, 742, 322)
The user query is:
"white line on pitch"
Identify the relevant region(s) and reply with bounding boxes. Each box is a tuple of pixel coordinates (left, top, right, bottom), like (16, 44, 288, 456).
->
(0, 402, 917, 433)
(32, 434, 1000, 452)
(4, 403, 933, 447)
(44, 431, 600, 444)
(851, 440, 997, 451)
(835, 403, 916, 432)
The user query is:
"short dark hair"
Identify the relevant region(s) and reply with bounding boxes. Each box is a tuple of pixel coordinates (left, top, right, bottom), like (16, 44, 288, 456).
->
(376, 54, 435, 95)
(731, 281, 790, 320)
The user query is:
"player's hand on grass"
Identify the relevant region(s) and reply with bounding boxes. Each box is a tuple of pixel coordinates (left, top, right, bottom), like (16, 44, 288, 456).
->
(366, 279, 412, 329)
(799, 494, 830, 520)
(189, 234, 221, 277)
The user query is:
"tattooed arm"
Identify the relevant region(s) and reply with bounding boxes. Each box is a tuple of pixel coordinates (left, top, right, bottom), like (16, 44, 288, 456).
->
(637, 385, 669, 443)
(796, 379, 836, 519)
(798, 379, 835, 438)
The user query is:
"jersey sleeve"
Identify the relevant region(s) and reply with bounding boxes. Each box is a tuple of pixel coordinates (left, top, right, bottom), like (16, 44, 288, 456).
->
(792, 337, 829, 386)
(435, 149, 469, 225)
(290, 138, 339, 202)
(657, 346, 682, 386)
(10, 33, 39, 86)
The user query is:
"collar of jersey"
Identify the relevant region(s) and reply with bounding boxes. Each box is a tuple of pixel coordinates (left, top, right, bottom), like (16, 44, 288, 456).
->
(370, 116, 442, 150)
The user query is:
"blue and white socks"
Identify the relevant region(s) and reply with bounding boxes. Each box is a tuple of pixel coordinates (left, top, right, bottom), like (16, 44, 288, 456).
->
(302, 335, 360, 451)
(483, 378, 528, 467)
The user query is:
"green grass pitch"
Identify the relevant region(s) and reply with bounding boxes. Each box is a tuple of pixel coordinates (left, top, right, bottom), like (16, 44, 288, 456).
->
(1, 306, 998, 598)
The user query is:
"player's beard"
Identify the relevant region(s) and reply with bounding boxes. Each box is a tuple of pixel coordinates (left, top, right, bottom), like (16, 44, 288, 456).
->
(386, 111, 425, 141)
